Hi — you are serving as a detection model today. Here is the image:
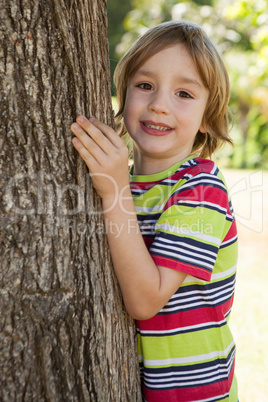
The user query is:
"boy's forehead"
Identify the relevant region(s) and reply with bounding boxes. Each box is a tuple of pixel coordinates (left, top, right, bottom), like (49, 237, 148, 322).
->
(131, 45, 202, 80)
(138, 43, 191, 67)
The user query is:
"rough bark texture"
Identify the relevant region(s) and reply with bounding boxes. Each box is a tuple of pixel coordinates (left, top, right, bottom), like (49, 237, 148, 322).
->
(0, 0, 141, 400)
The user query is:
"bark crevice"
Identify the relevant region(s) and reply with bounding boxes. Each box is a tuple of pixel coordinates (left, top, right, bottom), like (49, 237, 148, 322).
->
(0, 0, 141, 400)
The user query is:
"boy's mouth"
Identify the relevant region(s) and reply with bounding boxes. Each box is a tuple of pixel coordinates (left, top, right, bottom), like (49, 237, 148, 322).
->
(141, 121, 173, 135)
(143, 122, 171, 132)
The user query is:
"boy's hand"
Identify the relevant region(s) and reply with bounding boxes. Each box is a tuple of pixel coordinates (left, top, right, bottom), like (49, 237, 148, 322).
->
(71, 116, 129, 201)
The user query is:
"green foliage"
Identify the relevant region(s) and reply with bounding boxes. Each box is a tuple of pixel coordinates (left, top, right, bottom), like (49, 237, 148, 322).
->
(107, 0, 132, 94)
(107, 0, 268, 169)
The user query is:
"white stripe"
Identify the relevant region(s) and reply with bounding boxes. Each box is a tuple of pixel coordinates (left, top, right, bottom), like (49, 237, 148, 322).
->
(211, 264, 237, 280)
(197, 393, 230, 402)
(221, 235, 238, 247)
(140, 218, 158, 223)
(162, 179, 178, 184)
(177, 200, 227, 214)
(181, 177, 226, 190)
(132, 188, 146, 193)
(162, 292, 234, 312)
(166, 282, 235, 307)
(155, 223, 221, 246)
(183, 264, 237, 284)
(183, 173, 193, 180)
(145, 359, 231, 378)
(144, 372, 229, 387)
(150, 247, 214, 269)
(152, 242, 216, 263)
(143, 340, 235, 366)
(138, 319, 226, 336)
(170, 277, 236, 303)
(210, 164, 218, 175)
(143, 350, 235, 390)
(135, 204, 164, 213)
(156, 237, 218, 258)
(224, 307, 232, 318)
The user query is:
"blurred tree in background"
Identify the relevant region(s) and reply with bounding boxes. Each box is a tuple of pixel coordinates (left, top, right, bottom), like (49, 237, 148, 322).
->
(107, 0, 132, 94)
(107, 0, 268, 169)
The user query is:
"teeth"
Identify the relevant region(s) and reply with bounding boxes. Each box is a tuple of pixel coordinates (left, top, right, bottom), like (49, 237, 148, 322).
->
(144, 123, 171, 131)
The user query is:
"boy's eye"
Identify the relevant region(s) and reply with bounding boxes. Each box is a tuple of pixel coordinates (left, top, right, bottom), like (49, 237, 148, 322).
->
(176, 91, 193, 99)
(137, 83, 153, 91)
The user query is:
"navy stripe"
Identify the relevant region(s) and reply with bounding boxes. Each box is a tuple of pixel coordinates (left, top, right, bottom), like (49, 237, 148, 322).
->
(151, 251, 214, 273)
(137, 213, 161, 222)
(137, 319, 227, 337)
(171, 174, 228, 196)
(175, 274, 236, 298)
(152, 238, 217, 261)
(153, 232, 218, 254)
(143, 348, 235, 375)
(152, 246, 215, 271)
(151, 233, 219, 273)
(220, 235, 238, 249)
(176, 200, 227, 216)
(157, 275, 236, 314)
(143, 347, 236, 390)
(175, 181, 227, 195)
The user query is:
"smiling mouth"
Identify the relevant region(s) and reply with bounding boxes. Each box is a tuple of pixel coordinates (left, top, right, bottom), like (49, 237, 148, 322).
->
(143, 122, 172, 132)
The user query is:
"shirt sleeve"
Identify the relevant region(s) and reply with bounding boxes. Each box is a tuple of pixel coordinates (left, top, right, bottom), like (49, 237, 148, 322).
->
(149, 172, 234, 281)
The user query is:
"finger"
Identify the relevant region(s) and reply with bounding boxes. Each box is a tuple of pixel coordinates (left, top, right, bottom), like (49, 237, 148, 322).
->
(78, 116, 124, 149)
(75, 116, 115, 153)
(71, 122, 109, 164)
(90, 117, 125, 148)
(72, 137, 100, 170)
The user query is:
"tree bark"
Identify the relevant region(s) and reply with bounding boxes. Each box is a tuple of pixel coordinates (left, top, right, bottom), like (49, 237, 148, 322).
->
(0, 0, 141, 400)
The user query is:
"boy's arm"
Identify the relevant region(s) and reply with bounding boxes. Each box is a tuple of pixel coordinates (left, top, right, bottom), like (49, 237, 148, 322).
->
(71, 116, 187, 320)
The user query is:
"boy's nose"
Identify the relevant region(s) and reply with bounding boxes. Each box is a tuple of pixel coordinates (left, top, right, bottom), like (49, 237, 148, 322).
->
(148, 90, 170, 115)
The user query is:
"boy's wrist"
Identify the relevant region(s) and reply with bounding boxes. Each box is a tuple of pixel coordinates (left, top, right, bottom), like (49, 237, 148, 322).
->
(101, 185, 135, 216)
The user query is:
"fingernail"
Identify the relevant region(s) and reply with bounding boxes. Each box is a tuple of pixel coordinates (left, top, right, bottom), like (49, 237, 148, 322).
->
(72, 123, 79, 130)
(77, 115, 85, 122)
(89, 117, 95, 122)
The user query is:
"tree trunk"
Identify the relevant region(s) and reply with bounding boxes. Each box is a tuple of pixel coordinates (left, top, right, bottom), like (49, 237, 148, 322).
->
(0, 0, 141, 400)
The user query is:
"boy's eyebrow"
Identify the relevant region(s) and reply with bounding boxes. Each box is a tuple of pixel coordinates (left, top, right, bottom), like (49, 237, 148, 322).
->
(134, 69, 203, 88)
(177, 76, 203, 88)
(134, 69, 153, 79)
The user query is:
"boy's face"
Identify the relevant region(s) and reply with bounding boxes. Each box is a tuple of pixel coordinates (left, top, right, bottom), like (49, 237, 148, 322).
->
(123, 44, 209, 174)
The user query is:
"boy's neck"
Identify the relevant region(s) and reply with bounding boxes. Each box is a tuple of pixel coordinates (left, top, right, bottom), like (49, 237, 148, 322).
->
(132, 149, 192, 176)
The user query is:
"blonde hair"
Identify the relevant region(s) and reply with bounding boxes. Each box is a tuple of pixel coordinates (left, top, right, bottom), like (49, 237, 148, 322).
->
(114, 21, 233, 158)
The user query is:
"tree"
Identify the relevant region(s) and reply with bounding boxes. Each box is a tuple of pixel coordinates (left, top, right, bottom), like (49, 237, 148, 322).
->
(107, 0, 132, 94)
(0, 0, 141, 400)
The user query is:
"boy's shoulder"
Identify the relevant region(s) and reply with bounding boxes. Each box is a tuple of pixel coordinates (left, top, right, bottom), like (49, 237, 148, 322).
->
(181, 157, 217, 176)
(171, 157, 219, 182)
(170, 157, 228, 194)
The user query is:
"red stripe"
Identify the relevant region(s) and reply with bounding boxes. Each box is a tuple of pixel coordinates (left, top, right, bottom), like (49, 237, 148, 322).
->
(130, 180, 162, 191)
(137, 303, 229, 332)
(223, 221, 237, 242)
(164, 184, 229, 212)
(151, 255, 212, 281)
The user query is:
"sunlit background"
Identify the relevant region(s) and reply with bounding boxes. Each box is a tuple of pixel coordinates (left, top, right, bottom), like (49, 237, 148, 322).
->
(107, 1, 268, 400)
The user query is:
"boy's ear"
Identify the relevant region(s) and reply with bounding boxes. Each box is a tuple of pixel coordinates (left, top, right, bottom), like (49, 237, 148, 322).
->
(199, 119, 208, 134)
(199, 126, 206, 134)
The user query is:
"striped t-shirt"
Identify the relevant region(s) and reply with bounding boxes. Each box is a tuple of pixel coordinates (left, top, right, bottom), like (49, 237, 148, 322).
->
(129, 156, 238, 402)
